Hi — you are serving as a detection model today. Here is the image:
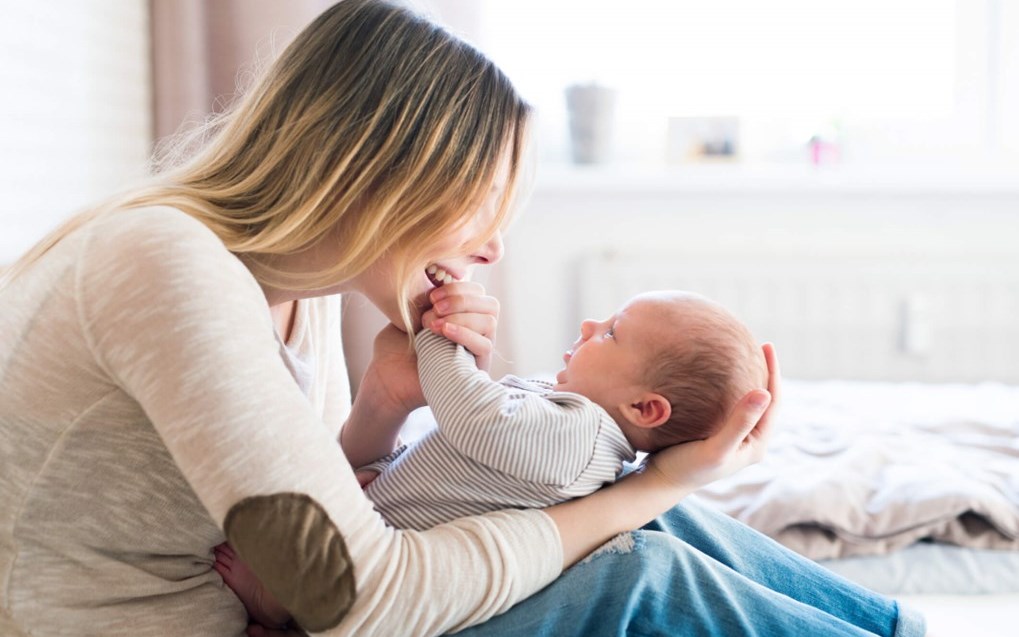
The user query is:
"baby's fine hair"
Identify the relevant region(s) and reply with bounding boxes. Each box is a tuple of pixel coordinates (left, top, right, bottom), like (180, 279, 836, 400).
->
(643, 296, 766, 451)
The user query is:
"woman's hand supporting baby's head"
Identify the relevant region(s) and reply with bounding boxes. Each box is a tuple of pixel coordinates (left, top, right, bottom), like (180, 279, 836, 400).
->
(643, 341, 780, 492)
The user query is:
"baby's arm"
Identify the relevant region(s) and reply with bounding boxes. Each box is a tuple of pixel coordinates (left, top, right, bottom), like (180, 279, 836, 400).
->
(415, 330, 601, 485)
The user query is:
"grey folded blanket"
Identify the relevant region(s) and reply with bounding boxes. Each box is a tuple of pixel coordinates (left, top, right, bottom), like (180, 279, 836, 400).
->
(692, 380, 1019, 559)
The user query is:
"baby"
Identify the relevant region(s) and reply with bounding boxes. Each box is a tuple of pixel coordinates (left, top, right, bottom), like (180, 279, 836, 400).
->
(356, 289, 767, 530)
(216, 290, 766, 626)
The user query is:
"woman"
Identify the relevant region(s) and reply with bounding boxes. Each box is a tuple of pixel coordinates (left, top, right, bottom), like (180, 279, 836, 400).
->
(0, 1, 923, 636)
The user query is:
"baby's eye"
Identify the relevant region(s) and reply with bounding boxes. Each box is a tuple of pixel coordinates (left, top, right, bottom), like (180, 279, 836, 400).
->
(604, 326, 615, 339)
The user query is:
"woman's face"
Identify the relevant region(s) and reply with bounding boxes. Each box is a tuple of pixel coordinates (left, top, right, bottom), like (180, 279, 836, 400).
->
(350, 155, 512, 326)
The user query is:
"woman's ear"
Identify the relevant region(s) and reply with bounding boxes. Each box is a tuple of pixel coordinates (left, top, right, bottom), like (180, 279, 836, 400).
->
(620, 392, 671, 429)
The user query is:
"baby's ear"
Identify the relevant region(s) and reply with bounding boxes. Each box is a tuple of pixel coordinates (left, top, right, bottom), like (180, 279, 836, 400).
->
(622, 392, 671, 428)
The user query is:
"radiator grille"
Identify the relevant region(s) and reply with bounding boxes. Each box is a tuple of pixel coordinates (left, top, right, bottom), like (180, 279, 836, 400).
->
(577, 253, 1019, 382)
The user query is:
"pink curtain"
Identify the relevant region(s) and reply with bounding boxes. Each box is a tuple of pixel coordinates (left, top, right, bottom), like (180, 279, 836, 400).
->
(150, 0, 329, 142)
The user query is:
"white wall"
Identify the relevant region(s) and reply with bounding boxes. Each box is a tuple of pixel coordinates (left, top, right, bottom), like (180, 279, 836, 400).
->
(0, 0, 152, 264)
(495, 164, 1019, 382)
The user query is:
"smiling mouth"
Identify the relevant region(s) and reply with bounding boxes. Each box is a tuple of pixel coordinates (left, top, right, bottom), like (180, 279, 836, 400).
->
(426, 264, 459, 287)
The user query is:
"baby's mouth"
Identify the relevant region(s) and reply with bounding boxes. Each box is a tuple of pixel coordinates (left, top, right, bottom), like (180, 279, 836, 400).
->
(426, 264, 460, 287)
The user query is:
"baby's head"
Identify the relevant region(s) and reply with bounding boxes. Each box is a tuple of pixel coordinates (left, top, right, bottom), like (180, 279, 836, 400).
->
(553, 291, 766, 453)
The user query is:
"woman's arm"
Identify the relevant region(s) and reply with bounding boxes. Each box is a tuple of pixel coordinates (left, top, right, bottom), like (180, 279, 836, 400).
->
(549, 342, 778, 566)
(79, 211, 564, 636)
(339, 281, 501, 468)
(338, 325, 423, 468)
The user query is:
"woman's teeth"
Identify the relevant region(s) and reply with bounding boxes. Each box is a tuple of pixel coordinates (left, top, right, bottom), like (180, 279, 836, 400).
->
(426, 264, 457, 286)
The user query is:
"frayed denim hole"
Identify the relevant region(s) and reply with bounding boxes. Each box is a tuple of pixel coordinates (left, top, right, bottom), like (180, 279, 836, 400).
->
(579, 531, 640, 565)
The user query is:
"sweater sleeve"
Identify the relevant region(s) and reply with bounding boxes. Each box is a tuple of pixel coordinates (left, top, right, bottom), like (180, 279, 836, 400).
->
(75, 208, 562, 636)
(415, 329, 603, 486)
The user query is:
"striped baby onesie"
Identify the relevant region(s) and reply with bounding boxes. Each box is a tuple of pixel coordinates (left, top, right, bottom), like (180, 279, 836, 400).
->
(362, 330, 637, 531)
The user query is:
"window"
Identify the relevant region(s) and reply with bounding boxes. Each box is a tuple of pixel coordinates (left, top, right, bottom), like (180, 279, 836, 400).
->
(0, 1, 152, 263)
(457, 0, 1015, 167)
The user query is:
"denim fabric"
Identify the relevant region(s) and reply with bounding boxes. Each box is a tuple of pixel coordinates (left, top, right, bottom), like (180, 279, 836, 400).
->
(457, 498, 925, 637)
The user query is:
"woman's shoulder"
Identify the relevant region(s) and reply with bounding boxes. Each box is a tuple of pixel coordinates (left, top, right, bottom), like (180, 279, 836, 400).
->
(79, 205, 263, 301)
(84, 205, 238, 269)
(87, 205, 224, 251)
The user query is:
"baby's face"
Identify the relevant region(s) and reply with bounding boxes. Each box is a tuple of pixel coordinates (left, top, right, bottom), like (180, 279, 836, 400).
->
(553, 294, 675, 406)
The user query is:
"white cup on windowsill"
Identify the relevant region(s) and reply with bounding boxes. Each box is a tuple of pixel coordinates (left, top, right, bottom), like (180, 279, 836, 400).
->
(565, 83, 617, 165)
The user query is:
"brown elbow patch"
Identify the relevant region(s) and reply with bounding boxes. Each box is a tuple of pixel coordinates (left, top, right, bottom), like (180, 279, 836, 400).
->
(224, 493, 356, 632)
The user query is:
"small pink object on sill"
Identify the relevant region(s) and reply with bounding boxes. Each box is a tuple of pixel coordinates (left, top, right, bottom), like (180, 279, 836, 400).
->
(809, 135, 841, 166)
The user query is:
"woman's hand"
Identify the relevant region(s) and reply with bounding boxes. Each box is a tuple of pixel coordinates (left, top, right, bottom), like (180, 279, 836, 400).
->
(355, 469, 380, 489)
(421, 281, 499, 371)
(644, 342, 781, 491)
(545, 343, 782, 568)
(361, 323, 427, 414)
(339, 325, 423, 468)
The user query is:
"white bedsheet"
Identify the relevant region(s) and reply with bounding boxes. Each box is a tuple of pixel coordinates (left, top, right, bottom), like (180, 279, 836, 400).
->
(820, 543, 1019, 595)
(693, 380, 1019, 560)
(896, 593, 1019, 637)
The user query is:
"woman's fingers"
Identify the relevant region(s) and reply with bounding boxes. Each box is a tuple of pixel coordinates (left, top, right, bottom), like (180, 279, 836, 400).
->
(435, 320, 495, 371)
(754, 343, 782, 440)
(724, 389, 771, 459)
(422, 282, 500, 370)
(355, 470, 380, 489)
(429, 280, 487, 301)
(719, 342, 782, 447)
(429, 284, 499, 321)
(423, 311, 498, 339)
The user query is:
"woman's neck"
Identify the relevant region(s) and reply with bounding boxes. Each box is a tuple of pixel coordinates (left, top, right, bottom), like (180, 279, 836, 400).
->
(268, 300, 298, 343)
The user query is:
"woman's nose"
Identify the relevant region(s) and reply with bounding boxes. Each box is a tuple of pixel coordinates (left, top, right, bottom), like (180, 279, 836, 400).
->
(473, 230, 504, 265)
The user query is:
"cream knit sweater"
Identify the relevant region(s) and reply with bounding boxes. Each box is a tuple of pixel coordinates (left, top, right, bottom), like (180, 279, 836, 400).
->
(0, 206, 561, 636)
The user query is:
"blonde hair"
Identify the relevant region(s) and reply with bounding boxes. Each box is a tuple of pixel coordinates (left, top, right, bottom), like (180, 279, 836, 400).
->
(1, 0, 531, 332)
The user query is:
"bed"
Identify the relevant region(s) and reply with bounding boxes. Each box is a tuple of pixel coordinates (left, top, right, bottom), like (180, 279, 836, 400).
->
(691, 379, 1019, 636)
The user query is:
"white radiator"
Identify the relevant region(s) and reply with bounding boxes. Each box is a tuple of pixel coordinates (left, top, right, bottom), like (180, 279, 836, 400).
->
(576, 252, 1019, 383)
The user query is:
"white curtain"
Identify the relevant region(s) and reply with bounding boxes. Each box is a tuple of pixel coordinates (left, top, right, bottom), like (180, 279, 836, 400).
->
(0, 0, 152, 264)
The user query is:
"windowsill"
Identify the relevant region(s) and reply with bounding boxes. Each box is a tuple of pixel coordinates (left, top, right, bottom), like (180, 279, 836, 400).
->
(531, 162, 1019, 196)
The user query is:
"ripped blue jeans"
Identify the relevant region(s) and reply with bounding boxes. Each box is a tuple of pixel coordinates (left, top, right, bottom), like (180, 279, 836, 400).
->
(457, 497, 925, 637)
